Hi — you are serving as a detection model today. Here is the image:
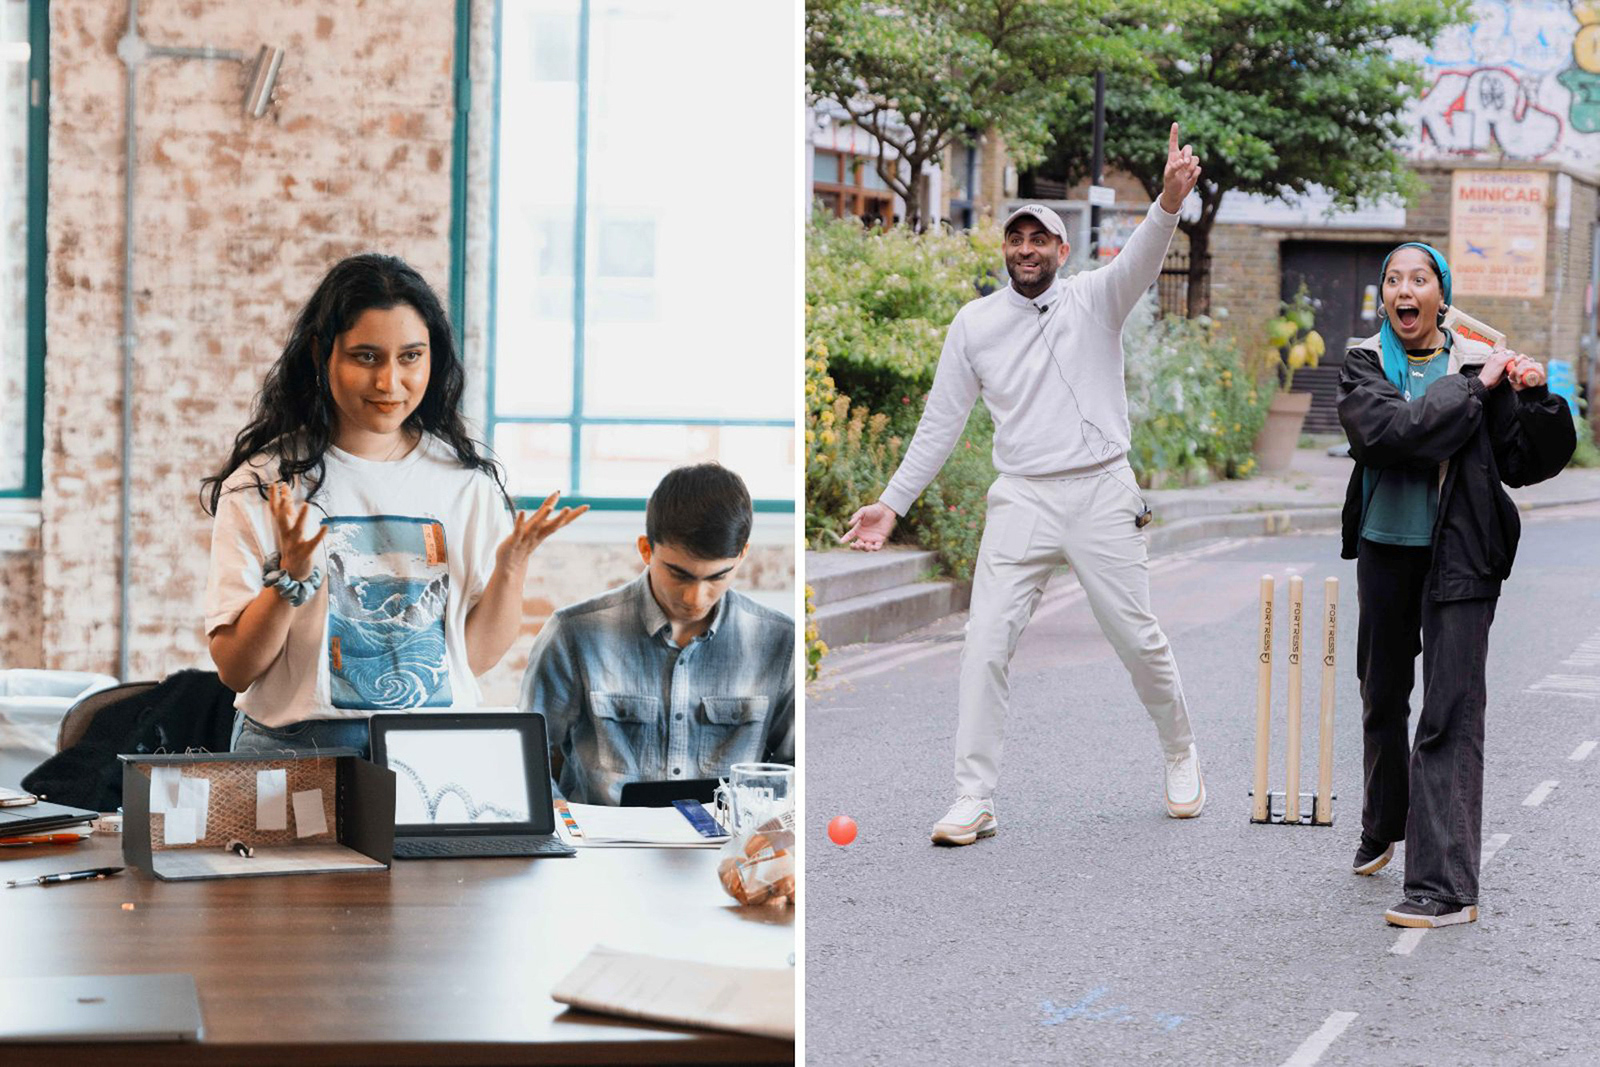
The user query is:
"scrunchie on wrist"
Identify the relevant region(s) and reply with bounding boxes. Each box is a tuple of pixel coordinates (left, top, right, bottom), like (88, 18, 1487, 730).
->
(262, 552, 323, 607)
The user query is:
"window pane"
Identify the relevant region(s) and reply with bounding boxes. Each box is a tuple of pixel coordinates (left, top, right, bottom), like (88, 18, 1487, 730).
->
(494, 423, 572, 498)
(1, 0, 29, 491)
(581, 0, 793, 422)
(495, 0, 580, 418)
(812, 147, 840, 185)
(580, 424, 794, 501)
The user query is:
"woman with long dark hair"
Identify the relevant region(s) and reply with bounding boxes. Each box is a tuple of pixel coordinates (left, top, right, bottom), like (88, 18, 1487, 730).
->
(1338, 241, 1573, 928)
(202, 254, 583, 755)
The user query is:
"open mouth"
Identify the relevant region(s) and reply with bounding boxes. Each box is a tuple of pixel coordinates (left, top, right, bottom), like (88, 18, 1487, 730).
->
(1395, 306, 1420, 329)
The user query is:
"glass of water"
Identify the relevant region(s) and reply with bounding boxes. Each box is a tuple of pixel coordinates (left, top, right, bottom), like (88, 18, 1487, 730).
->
(722, 761, 794, 835)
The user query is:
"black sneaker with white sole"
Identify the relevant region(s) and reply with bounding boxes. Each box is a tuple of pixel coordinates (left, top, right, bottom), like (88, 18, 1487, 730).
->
(1384, 897, 1478, 928)
(1352, 836, 1394, 875)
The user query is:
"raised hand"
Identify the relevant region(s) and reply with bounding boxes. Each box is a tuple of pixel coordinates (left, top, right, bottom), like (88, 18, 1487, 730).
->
(840, 501, 897, 552)
(496, 491, 589, 572)
(268, 478, 328, 581)
(1159, 122, 1202, 214)
(1478, 348, 1516, 390)
(1507, 354, 1545, 391)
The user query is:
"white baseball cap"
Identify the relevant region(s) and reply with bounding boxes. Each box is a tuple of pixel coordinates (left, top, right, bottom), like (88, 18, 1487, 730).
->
(1001, 204, 1068, 242)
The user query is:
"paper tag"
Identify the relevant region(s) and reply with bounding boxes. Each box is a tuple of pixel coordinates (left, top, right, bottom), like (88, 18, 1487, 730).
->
(149, 767, 182, 813)
(177, 777, 211, 840)
(257, 769, 288, 831)
(163, 807, 198, 846)
(292, 788, 328, 838)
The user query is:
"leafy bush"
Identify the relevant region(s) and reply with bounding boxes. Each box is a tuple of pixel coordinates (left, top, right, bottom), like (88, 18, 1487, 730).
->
(901, 407, 996, 581)
(804, 330, 905, 547)
(1122, 292, 1274, 487)
(1570, 415, 1600, 469)
(807, 213, 999, 422)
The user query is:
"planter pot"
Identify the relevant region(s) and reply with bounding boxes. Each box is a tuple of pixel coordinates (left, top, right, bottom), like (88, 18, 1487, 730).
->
(1253, 390, 1313, 474)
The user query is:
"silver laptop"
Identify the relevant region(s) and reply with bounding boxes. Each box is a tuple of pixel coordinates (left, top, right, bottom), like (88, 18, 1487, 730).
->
(367, 710, 575, 859)
(0, 973, 202, 1042)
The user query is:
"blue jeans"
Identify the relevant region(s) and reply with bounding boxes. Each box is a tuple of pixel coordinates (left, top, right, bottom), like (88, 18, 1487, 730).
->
(231, 713, 371, 760)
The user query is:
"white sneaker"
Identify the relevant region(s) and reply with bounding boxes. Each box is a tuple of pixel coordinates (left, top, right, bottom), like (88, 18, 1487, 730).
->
(1164, 744, 1205, 818)
(930, 795, 997, 845)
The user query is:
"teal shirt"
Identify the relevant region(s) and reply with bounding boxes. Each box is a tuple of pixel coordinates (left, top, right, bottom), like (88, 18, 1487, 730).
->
(1361, 348, 1452, 547)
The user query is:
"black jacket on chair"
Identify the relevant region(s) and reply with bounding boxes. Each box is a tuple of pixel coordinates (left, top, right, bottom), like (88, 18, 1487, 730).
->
(1337, 337, 1576, 600)
(21, 669, 236, 812)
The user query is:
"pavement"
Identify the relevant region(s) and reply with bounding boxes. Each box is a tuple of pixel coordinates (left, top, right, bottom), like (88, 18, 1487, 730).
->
(804, 498, 1600, 1065)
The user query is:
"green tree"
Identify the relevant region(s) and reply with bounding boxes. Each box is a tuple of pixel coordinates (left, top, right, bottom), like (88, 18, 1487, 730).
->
(1038, 0, 1470, 314)
(806, 0, 1172, 229)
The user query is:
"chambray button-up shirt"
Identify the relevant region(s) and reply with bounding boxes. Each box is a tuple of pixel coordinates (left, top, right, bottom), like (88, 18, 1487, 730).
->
(519, 572, 795, 805)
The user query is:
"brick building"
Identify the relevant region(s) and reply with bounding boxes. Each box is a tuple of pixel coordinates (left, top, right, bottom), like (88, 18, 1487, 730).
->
(0, 0, 796, 695)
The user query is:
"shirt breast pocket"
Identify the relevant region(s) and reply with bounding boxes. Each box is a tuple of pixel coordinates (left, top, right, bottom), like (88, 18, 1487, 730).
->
(693, 696, 770, 776)
(589, 693, 663, 776)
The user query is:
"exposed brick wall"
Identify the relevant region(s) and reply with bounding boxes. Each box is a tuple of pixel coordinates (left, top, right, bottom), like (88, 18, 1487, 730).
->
(14, 0, 795, 705)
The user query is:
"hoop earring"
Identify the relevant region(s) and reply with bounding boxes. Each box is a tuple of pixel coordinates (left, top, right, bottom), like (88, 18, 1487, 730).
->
(1377, 303, 1387, 321)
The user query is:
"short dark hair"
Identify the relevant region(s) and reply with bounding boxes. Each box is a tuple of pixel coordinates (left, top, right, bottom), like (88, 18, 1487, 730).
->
(646, 464, 753, 560)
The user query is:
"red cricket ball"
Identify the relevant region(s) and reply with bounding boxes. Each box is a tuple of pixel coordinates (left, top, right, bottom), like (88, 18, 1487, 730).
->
(827, 815, 857, 846)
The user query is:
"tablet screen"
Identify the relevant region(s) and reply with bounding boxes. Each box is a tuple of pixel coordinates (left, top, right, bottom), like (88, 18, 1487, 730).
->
(384, 728, 532, 826)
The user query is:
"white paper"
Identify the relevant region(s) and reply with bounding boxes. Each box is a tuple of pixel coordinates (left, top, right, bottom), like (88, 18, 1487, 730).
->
(163, 807, 198, 846)
(149, 767, 182, 813)
(176, 777, 211, 840)
(562, 802, 726, 847)
(292, 788, 328, 838)
(256, 769, 288, 831)
(551, 946, 795, 1040)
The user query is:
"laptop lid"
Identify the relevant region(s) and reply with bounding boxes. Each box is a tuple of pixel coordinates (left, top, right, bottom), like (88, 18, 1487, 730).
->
(0, 973, 203, 1042)
(619, 778, 720, 806)
(367, 711, 557, 838)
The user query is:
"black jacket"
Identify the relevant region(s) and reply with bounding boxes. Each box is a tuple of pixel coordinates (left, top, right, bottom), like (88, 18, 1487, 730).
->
(1337, 337, 1576, 601)
(21, 670, 236, 812)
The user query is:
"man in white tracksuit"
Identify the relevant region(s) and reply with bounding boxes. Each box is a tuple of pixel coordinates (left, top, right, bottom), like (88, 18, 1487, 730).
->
(843, 123, 1206, 844)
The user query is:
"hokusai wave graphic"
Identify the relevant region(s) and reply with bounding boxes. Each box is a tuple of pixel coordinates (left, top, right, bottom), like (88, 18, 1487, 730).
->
(328, 553, 453, 710)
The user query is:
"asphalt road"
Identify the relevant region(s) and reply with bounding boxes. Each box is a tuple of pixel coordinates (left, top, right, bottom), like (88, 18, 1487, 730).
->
(804, 503, 1600, 1066)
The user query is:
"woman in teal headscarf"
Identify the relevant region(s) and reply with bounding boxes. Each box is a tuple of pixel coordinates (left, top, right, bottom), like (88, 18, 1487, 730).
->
(1336, 242, 1574, 929)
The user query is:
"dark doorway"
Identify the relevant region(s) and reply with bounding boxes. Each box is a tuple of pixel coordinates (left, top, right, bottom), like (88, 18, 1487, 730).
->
(1280, 241, 1395, 365)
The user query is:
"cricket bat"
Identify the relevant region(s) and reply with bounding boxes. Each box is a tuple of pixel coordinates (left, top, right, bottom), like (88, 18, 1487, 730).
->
(1439, 305, 1544, 386)
(1440, 305, 1505, 347)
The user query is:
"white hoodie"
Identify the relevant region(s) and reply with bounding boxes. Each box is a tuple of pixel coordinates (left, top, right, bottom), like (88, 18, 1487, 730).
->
(880, 201, 1180, 516)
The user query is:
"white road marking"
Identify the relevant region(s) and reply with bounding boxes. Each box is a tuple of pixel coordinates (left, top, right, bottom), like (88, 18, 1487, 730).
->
(1280, 1010, 1359, 1067)
(1559, 632, 1600, 668)
(1570, 740, 1597, 762)
(1523, 780, 1559, 807)
(1525, 675, 1600, 700)
(1389, 833, 1510, 956)
(1390, 930, 1427, 956)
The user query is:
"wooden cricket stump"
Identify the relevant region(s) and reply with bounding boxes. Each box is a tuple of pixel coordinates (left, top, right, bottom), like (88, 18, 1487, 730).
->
(1249, 575, 1338, 826)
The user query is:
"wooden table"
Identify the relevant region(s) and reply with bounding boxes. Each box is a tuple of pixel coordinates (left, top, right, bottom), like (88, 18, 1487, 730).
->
(1, 835, 795, 1064)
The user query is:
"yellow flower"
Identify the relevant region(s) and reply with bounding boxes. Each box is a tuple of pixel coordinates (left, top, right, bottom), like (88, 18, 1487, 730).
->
(819, 430, 836, 446)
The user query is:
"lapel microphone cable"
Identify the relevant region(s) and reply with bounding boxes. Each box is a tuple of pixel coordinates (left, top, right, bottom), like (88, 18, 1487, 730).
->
(1030, 298, 1154, 529)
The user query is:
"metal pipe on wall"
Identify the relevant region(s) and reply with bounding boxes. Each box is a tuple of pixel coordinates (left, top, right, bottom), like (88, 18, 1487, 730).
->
(114, 0, 279, 678)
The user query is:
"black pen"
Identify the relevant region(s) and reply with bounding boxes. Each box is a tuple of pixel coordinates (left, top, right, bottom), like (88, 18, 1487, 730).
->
(4, 866, 124, 888)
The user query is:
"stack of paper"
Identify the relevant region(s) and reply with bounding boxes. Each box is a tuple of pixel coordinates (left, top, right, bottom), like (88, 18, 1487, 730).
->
(552, 946, 794, 1040)
(558, 802, 728, 848)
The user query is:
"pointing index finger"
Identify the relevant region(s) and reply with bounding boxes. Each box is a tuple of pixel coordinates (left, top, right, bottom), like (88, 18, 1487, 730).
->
(1168, 122, 1179, 158)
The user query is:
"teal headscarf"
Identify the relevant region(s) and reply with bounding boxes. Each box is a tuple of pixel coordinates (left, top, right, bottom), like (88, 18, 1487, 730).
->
(1377, 242, 1452, 393)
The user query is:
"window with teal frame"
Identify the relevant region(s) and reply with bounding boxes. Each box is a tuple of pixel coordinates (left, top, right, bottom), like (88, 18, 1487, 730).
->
(0, 0, 45, 499)
(486, 0, 795, 512)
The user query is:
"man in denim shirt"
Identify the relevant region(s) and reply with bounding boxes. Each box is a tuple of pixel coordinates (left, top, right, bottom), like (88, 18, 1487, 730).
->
(519, 464, 795, 804)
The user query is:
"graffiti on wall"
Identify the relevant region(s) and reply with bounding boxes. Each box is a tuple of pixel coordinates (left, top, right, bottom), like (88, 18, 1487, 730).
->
(1414, 1, 1600, 162)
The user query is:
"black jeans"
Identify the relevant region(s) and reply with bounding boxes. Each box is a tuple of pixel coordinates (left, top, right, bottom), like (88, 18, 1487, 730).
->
(1356, 539, 1498, 905)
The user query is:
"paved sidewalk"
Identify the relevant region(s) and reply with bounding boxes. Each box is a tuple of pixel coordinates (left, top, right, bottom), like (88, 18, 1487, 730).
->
(1144, 442, 1600, 517)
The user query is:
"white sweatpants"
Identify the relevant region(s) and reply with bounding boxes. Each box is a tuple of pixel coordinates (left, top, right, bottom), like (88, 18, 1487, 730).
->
(953, 467, 1195, 797)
